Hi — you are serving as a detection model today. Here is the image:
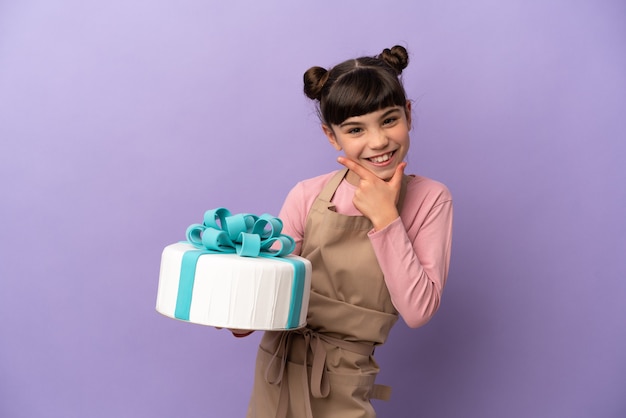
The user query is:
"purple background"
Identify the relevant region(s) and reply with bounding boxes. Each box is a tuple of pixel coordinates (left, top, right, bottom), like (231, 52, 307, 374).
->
(1, 1, 625, 417)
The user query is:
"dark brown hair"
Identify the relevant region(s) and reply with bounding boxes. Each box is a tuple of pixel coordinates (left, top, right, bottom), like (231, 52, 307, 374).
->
(303, 45, 410, 126)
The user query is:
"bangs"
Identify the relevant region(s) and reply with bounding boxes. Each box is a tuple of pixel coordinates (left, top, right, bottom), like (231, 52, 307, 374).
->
(321, 68, 406, 125)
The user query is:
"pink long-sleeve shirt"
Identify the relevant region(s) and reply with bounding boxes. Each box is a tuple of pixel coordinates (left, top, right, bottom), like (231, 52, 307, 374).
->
(278, 170, 453, 328)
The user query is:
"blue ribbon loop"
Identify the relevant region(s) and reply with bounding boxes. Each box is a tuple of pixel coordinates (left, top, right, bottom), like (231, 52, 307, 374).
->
(185, 207, 295, 257)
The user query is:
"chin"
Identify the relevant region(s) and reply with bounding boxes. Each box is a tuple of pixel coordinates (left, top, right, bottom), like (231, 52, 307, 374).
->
(376, 166, 398, 180)
(375, 171, 395, 182)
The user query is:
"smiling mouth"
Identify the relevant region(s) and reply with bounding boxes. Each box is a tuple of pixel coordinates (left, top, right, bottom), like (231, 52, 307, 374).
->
(368, 151, 395, 163)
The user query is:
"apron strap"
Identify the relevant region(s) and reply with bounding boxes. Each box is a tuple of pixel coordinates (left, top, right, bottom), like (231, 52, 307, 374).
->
(371, 384, 392, 401)
(265, 328, 378, 418)
(317, 169, 349, 203)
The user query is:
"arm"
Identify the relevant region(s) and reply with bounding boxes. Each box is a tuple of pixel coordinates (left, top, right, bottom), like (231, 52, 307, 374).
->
(369, 196, 453, 328)
(337, 156, 453, 328)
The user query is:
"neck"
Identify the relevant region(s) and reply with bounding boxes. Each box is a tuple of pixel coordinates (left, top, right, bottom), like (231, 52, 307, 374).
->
(345, 169, 361, 186)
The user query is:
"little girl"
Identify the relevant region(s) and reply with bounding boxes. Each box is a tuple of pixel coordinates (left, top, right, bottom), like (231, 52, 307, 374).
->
(242, 45, 453, 418)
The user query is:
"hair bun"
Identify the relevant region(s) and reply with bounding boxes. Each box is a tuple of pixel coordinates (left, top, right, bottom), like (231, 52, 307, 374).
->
(379, 45, 409, 75)
(303, 66, 331, 100)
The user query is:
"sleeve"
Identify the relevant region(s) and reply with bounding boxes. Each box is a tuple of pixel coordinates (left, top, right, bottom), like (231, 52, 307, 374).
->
(368, 191, 453, 328)
(277, 182, 308, 256)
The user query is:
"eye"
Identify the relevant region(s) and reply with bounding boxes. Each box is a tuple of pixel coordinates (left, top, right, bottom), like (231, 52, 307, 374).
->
(382, 117, 398, 125)
(347, 127, 363, 135)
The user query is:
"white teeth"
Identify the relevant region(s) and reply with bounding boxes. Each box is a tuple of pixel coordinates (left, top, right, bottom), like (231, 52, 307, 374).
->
(369, 152, 392, 163)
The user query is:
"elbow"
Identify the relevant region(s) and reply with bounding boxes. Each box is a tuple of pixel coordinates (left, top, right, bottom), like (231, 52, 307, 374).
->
(401, 296, 441, 329)
(391, 271, 446, 328)
(405, 317, 428, 329)
(404, 312, 436, 329)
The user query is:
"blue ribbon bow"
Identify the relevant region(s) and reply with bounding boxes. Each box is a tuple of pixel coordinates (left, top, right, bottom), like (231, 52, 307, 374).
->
(185, 207, 295, 257)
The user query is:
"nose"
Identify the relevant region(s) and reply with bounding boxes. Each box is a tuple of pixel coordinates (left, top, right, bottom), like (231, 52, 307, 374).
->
(369, 129, 389, 149)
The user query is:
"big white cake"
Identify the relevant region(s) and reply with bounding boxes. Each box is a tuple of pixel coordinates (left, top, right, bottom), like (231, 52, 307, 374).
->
(156, 208, 312, 331)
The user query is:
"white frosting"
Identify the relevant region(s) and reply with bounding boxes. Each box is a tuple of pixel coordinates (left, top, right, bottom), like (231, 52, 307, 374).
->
(156, 242, 311, 330)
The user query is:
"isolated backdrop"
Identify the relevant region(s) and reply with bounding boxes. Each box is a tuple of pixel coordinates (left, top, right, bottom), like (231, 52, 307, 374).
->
(1, 1, 624, 417)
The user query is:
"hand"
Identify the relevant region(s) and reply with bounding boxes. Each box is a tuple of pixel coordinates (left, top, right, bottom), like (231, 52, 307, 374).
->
(337, 156, 406, 231)
(230, 329, 254, 338)
(215, 327, 254, 338)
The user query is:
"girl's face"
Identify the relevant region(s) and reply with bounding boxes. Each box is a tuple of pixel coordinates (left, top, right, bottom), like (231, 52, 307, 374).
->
(323, 102, 412, 184)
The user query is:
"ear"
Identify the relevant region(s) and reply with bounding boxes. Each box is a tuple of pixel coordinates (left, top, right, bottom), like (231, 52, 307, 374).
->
(404, 100, 413, 130)
(322, 124, 342, 151)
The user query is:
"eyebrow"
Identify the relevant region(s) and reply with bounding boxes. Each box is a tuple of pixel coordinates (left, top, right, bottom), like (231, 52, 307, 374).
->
(339, 107, 402, 128)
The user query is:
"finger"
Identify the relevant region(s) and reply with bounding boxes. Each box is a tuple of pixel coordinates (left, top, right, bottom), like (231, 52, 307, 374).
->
(388, 162, 407, 188)
(231, 329, 254, 338)
(337, 156, 377, 180)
